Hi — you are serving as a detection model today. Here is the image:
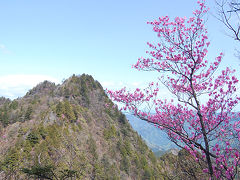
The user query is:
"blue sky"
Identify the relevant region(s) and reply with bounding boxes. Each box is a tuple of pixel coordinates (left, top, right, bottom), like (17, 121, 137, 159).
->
(0, 0, 239, 99)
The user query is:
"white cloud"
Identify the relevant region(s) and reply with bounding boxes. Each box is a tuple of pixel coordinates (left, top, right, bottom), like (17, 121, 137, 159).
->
(0, 44, 5, 49)
(0, 44, 10, 54)
(0, 75, 60, 99)
(131, 82, 141, 87)
(101, 81, 116, 87)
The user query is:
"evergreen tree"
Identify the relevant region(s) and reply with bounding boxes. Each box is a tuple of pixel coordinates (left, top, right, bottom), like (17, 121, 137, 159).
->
(24, 106, 33, 120)
(56, 102, 64, 117)
(63, 101, 76, 122)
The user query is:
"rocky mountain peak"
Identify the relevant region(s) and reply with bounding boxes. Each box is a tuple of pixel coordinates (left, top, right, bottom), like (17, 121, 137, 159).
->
(0, 74, 162, 180)
(25, 80, 56, 97)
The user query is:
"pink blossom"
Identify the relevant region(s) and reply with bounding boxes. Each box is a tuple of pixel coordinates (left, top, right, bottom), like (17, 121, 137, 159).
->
(107, 0, 239, 178)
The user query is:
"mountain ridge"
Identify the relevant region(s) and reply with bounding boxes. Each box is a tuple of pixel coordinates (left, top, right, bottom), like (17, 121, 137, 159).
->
(0, 74, 162, 180)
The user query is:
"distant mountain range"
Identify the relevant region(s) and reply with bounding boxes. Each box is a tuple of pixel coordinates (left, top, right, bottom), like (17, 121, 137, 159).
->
(126, 113, 240, 156)
(126, 114, 177, 154)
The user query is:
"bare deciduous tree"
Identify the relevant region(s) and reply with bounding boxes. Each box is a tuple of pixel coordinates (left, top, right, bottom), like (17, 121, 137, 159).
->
(215, 0, 240, 41)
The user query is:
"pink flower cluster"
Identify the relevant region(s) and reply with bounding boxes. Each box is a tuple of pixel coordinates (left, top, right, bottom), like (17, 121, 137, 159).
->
(108, 0, 239, 179)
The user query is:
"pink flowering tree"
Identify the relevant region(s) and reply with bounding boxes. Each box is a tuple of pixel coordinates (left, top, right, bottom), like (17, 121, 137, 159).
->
(108, 1, 240, 179)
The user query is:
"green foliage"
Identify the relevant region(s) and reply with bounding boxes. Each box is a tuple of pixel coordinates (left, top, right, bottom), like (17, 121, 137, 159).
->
(31, 98, 38, 105)
(1, 147, 20, 173)
(143, 165, 153, 180)
(88, 136, 98, 159)
(63, 86, 70, 98)
(56, 102, 64, 117)
(0, 106, 9, 127)
(137, 136, 148, 154)
(76, 122, 82, 130)
(79, 76, 90, 106)
(117, 139, 133, 174)
(120, 156, 130, 174)
(55, 101, 77, 122)
(120, 127, 129, 137)
(27, 131, 39, 146)
(59, 169, 78, 179)
(104, 101, 118, 119)
(101, 154, 110, 170)
(94, 80, 103, 90)
(80, 79, 88, 96)
(118, 113, 127, 124)
(9, 100, 18, 110)
(93, 161, 106, 180)
(22, 164, 55, 180)
(73, 108, 78, 120)
(124, 140, 132, 156)
(148, 151, 157, 164)
(40, 110, 48, 120)
(133, 153, 141, 169)
(63, 101, 76, 122)
(117, 141, 127, 157)
(103, 125, 117, 140)
(38, 125, 47, 139)
(45, 124, 62, 148)
(158, 149, 208, 179)
(24, 106, 33, 120)
(140, 155, 148, 167)
(22, 141, 32, 159)
(80, 74, 96, 90)
(107, 165, 120, 180)
(18, 127, 28, 136)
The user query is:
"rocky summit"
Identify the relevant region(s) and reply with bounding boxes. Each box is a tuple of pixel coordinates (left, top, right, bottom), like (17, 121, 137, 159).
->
(0, 74, 162, 180)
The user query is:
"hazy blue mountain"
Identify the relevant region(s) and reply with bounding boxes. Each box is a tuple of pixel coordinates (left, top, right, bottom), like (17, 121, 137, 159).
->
(127, 114, 240, 156)
(126, 114, 177, 153)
